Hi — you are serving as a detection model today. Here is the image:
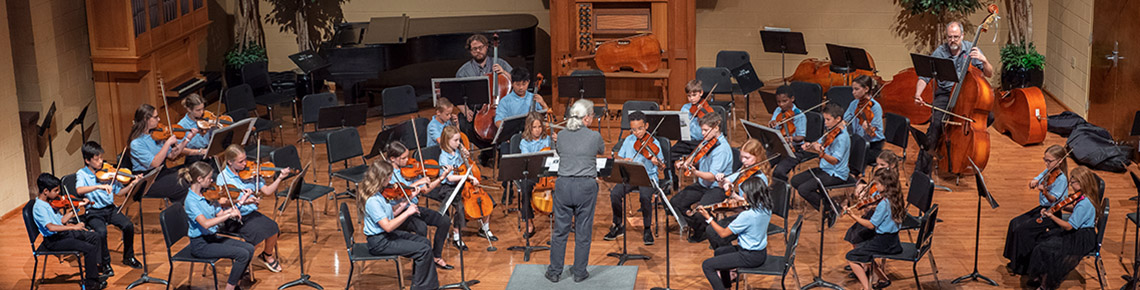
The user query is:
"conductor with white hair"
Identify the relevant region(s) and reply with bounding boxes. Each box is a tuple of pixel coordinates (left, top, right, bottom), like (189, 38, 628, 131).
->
(545, 99, 605, 283)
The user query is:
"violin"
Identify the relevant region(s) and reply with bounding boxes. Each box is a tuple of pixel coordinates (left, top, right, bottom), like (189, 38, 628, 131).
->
(853, 99, 878, 138)
(50, 195, 87, 211)
(1037, 191, 1084, 223)
(150, 122, 190, 140)
(725, 163, 763, 196)
(196, 110, 234, 130)
(237, 161, 284, 181)
(402, 158, 442, 180)
(200, 184, 245, 203)
(841, 191, 884, 216)
(688, 83, 719, 121)
(689, 199, 750, 216)
(381, 184, 416, 201)
(679, 137, 719, 177)
(95, 163, 134, 184)
(633, 134, 662, 166)
(820, 125, 843, 148)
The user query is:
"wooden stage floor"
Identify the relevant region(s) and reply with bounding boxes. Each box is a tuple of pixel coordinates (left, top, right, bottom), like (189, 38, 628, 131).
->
(4, 95, 1137, 289)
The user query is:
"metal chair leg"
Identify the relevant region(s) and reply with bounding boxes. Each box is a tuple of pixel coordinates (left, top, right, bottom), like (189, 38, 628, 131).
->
(1096, 256, 1107, 290)
(396, 258, 405, 290)
(211, 263, 219, 290)
(166, 262, 174, 290)
(913, 262, 922, 290)
(189, 262, 195, 288)
(345, 261, 355, 290)
(30, 256, 38, 290)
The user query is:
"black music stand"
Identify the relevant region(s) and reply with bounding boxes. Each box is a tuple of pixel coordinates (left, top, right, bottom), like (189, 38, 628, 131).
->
(206, 117, 255, 155)
(278, 165, 323, 290)
(741, 119, 797, 161)
(650, 164, 688, 290)
(316, 104, 368, 130)
(500, 151, 555, 261)
(557, 75, 607, 129)
(38, 102, 57, 175)
(759, 30, 808, 85)
(643, 111, 685, 142)
(288, 50, 330, 97)
(951, 157, 999, 286)
(825, 44, 873, 85)
(601, 160, 654, 265)
(439, 76, 492, 112)
(911, 53, 960, 89)
(366, 118, 418, 159)
(65, 101, 91, 141)
(439, 166, 481, 290)
(125, 168, 166, 289)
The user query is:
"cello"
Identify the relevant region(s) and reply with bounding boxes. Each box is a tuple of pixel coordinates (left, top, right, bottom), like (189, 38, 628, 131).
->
(934, 4, 999, 175)
(473, 34, 512, 142)
(992, 87, 1048, 145)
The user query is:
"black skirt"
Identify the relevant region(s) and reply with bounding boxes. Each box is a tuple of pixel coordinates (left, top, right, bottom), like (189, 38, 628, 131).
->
(844, 210, 876, 245)
(1003, 205, 1059, 275)
(222, 211, 279, 245)
(845, 232, 902, 263)
(1027, 228, 1096, 289)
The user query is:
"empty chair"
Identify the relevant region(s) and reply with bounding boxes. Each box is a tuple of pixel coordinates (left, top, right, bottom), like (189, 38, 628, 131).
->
(381, 85, 421, 128)
(270, 145, 335, 239)
(789, 82, 823, 112)
(326, 127, 370, 211)
(696, 67, 736, 124)
(882, 113, 910, 162)
(241, 61, 297, 126)
(826, 86, 855, 109)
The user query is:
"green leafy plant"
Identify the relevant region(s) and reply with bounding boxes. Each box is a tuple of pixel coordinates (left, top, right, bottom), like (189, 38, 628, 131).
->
(1000, 41, 1045, 70)
(898, 0, 985, 16)
(224, 42, 268, 69)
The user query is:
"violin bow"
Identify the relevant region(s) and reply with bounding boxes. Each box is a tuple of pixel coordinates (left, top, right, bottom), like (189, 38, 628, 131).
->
(61, 181, 85, 224)
(410, 119, 427, 177)
(212, 158, 244, 224)
(773, 99, 830, 127)
(157, 75, 175, 138)
(108, 146, 129, 189)
(687, 82, 719, 125)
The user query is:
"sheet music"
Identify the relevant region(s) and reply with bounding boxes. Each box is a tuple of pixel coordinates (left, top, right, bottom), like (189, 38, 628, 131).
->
(680, 112, 693, 141)
(543, 156, 608, 173)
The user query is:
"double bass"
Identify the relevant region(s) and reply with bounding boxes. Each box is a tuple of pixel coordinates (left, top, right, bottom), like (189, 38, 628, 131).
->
(992, 87, 1048, 145)
(877, 68, 934, 125)
(935, 4, 1000, 175)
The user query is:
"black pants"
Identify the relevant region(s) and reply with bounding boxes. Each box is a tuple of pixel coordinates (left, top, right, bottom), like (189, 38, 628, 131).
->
(367, 231, 439, 290)
(702, 245, 767, 290)
(866, 140, 884, 166)
(1004, 206, 1058, 275)
(42, 230, 105, 287)
(518, 179, 538, 221)
(85, 206, 134, 262)
(143, 167, 189, 203)
(924, 92, 951, 150)
(399, 206, 452, 259)
(670, 184, 726, 237)
(771, 148, 813, 182)
(670, 140, 700, 161)
(427, 183, 466, 230)
(548, 177, 598, 278)
(221, 211, 280, 246)
(188, 234, 254, 286)
(610, 183, 655, 228)
(791, 168, 846, 212)
(707, 214, 740, 250)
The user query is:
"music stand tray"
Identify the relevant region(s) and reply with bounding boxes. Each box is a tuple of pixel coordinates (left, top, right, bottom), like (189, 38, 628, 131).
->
(435, 76, 492, 108)
(206, 117, 255, 156)
(316, 104, 368, 130)
(288, 50, 331, 75)
(642, 111, 686, 141)
(741, 119, 796, 160)
(910, 53, 960, 83)
(556, 75, 606, 99)
(759, 30, 807, 55)
(498, 151, 554, 261)
(825, 43, 873, 73)
(494, 114, 528, 145)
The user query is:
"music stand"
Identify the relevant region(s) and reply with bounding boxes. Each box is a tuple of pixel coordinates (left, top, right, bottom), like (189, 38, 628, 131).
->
(911, 53, 960, 89)
(289, 50, 330, 97)
(642, 111, 685, 142)
(759, 30, 807, 85)
(206, 117, 255, 156)
(557, 75, 607, 126)
(499, 151, 555, 261)
(439, 166, 481, 290)
(741, 119, 797, 160)
(493, 114, 527, 145)
(65, 101, 91, 140)
(316, 104, 368, 130)
(825, 44, 873, 85)
(438, 76, 493, 110)
(951, 157, 999, 286)
(278, 165, 323, 290)
(367, 118, 414, 159)
(601, 160, 654, 265)
(125, 168, 167, 288)
(649, 161, 687, 290)
(38, 102, 57, 175)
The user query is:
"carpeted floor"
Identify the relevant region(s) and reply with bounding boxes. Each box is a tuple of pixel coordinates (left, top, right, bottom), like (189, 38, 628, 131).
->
(505, 264, 638, 290)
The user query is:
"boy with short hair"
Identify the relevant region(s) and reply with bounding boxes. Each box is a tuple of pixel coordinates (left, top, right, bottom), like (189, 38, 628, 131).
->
(75, 141, 144, 269)
(32, 173, 109, 289)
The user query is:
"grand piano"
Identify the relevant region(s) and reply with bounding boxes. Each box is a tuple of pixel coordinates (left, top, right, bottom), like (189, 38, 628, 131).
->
(319, 14, 539, 106)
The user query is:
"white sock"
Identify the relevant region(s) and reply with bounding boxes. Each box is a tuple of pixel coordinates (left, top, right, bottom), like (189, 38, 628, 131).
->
(481, 223, 491, 232)
(453, 232, 461, 241)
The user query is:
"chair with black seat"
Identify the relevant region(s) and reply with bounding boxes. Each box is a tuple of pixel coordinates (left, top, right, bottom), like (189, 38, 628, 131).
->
(696, 67, 736, 128)
(735, 215, 804, 290)
(713, 105, 731, 142)
(299, 92, 340, 179)
(900, 171, 935, 233)
(326, 127, 370, 211)
(616, 101, 659, 141)
(1120, 171, 1140, 262)
(790, 81, 823, 111)
(882, 113, 910, 162)
(339, 203, 403, 290)
(716, 50, 758, 117)
(241, 61, 297, 126)
(381, 85, 421, 128)
(23, 200, 87, 290)
(872, 204, 940, 290)
(767, 178, 793, 238)
(825, 86, 854, 109)
(816, 133, 869, 196)
(159, 202, 220, 290)
(270, 145, 335, 239)
(1084, 197, 1110, 290)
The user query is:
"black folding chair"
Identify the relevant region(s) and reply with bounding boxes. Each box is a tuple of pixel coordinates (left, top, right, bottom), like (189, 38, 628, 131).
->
(616, 101, 659, 141)
(381, 85, 420, 128)
(299, 92, 340, 179)
(241, 61, 297, 126)
(1084, 197, 1110, 290)
(23, 200, 87, 290)
(736, 215, 804, 290)
(160, 203, 220, 290)
(825, 86, 854, 109)
(696, 67, 736, 128)
(790, 81, 823, 112)
(326, 128, 369, 211)
(882, 113, 910, 162)
(271, 145, 335, 239)
(873, 205, 940, 290)
(767, 178, 793, 238)
(339, 203, 403, 290)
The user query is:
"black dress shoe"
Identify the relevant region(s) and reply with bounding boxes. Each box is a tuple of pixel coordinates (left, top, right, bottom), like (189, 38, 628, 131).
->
(453, 239, 469, 251)
(643, 229, 655, 245)
(574, 271, 590, 282)
(545, 271, 560, 283)
(872, 279, 891, 289)
(86, 280, 107, 290)
(99, 265, 114, 278)
(436, 263, 455, 270)
(478, 229, 499, 242)
(122, 256, 143, 269)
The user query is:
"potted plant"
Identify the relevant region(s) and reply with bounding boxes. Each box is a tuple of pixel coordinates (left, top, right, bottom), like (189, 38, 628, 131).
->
(999, 40, 1045, 89)
(223, 42, 268, 87)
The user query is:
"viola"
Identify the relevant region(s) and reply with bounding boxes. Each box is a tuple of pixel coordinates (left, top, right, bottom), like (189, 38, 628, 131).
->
(196, 110, 234, 130)
(237, 161, 284, 181)
(1037, 191, 1083, 223)
(150, 122, 190, 140)
(935, 4, 999, 175)
(95, 163, 134, 184)
(473, 33, 510, 142)
(679, 137, 719, 177)
(50, 195, 86, 211)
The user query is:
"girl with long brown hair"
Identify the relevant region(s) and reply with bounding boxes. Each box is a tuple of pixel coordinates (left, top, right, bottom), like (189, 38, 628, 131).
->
(844, 167, 905, 290)
(1004, 145, 1070, 275)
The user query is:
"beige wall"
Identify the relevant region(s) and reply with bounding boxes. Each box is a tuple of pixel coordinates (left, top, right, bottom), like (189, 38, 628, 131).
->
(5, 0, 99, 213)
(1043, 0, 1093, 115)
(0, 0, 31, 213)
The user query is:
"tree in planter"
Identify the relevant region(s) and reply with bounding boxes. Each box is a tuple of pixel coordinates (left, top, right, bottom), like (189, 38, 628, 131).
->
(266, 0, 348, 52)
(999, 0, 1044, 89)
(892, 0, 986, 51)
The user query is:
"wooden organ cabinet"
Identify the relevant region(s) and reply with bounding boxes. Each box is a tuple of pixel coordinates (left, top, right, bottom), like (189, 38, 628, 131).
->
(550, 0, 696, 111)
(84, 0, 209, 151)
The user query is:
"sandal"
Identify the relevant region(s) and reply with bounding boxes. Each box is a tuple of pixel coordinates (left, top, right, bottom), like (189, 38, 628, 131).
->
(259, 252, 282, 272)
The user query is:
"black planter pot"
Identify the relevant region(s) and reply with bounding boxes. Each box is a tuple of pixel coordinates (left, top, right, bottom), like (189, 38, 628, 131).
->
(1001, 66, 1044, 89)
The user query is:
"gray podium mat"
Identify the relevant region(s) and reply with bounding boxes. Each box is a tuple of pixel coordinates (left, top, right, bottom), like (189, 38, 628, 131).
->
(505, 264, 638, 290)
